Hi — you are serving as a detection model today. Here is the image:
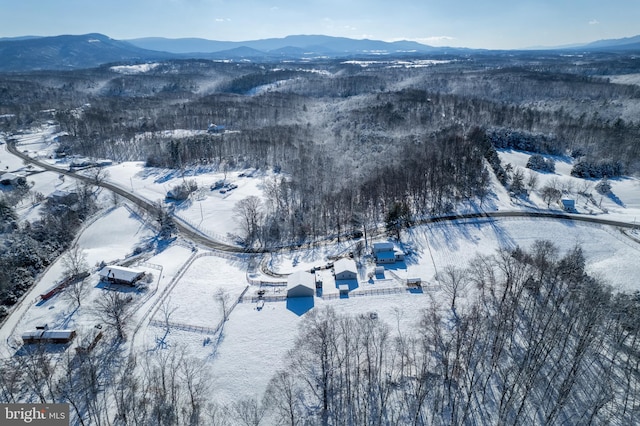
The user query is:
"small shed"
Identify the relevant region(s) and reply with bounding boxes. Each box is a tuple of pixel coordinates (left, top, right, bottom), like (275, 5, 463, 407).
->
(334, 258, 357, 281)
(99, 265, 145, 286)
(287, 271, 316, 298)
(407, 278, 422, 288)
(338, 284, 350, 296)
(375, 266, 385, 278)
(207, 124, 226, 134)
(561, 199, 576, 212)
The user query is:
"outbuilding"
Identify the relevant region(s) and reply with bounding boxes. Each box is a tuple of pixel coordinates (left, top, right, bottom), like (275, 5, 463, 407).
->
(99, 265, 145, 286)
(22, 329, 76, 345)
(561, 199, 576, 212)
(287, 271, 316, 298)
(372, 242, 404, 264)
(0, 172, 26, 186)
(334, 258, 357, 280)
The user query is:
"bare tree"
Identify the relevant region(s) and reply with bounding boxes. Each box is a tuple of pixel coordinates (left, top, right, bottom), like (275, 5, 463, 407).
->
(94, 290, 132, 341)
(90, 167, 110, 186)
(264, 370, 301, 426)
(234, 196, 264, 246)
(540, 185, 562, 208)
(526, 170, 539, 192)
(228, 397, 266, 426)
(64, 277, 89, 310)
(439, 265, 469, 314)
(61, 244, 89, 279)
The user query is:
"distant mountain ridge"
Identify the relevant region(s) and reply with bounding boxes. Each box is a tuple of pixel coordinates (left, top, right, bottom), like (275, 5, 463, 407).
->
(126, 34, 438, 55)
(0, 32, 639, 72)
(580, 35, 640, 51)
(0, 33, 169, 72)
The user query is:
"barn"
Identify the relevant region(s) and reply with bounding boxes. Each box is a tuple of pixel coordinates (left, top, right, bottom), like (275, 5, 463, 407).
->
(287, 271, 316, 298)
(334, 258, 357, 280)
(99, 265, 145, 286)
(22, 329, 76, 345)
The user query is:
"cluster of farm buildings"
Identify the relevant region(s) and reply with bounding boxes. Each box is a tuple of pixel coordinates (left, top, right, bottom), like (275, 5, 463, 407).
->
(285, 242, 412, 299)
(20, 264, 146, 348)
(20, 241, 416, 349)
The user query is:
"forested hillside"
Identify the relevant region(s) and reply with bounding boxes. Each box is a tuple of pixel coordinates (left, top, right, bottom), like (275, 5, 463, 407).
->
(4, 54, 637, 245)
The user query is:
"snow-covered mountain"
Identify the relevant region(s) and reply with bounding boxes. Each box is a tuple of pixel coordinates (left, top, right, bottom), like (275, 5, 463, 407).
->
(0, 33, 171, 72)
(126, 34, 440, 55)
(1, 32, 639, 72)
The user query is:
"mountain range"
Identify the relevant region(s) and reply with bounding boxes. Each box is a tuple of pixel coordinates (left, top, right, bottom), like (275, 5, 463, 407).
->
(0, 32, 639, 72)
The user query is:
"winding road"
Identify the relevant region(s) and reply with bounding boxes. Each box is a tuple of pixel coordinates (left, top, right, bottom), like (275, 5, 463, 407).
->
(6, 142, 640, 256)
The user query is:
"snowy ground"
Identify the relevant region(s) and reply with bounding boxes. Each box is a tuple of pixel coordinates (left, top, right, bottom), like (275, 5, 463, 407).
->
(2, 124, 640, 407)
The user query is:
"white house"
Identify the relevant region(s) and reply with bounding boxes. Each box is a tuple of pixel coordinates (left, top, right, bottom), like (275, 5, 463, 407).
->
(334, 258, 357, 281)
(99, 265, 145, 286)
(287, 271, 316, 298)
(372, 242, 404, 264)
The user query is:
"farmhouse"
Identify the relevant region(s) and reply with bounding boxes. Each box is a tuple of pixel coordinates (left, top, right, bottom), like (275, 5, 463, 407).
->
(287, 271, 316, 298)
(22, 329, 76, 345)
(99, 265, 145, 286)
(0, 172, 26, 186)
(372, 242, 404, 264)
(334, 258, 357, 280)
(48, 189, 79, 204)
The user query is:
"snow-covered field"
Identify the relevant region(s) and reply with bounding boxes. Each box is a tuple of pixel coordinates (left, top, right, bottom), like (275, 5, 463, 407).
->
(2, 124, 640, 406)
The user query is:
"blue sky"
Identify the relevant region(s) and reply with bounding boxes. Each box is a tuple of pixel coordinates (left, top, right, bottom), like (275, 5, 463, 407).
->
(1, 0, 638, 49)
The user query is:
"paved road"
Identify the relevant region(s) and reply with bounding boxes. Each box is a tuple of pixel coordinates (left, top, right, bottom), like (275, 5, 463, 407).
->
(7, 142, 640, 255)
(7, 142, 254, 253)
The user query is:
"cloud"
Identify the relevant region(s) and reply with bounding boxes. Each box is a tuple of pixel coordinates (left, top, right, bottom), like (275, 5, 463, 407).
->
(214, 18, 231, 22)
(589, 19, 600, 25)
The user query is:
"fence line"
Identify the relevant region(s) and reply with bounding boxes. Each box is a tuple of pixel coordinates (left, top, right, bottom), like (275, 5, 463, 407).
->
(385, 269, 407, 285)
(174, 213, 236, 245)
(241, 295, 288, 304)
(149, 285, 249, 336)
(149, 319, 218, 335)
(129, 251, 199, 353)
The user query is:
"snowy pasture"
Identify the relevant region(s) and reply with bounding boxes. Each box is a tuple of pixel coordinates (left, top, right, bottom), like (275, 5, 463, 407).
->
(148, 253, 249, 331)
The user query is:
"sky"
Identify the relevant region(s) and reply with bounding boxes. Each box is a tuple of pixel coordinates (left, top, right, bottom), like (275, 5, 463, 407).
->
(1, 0, 638, 49)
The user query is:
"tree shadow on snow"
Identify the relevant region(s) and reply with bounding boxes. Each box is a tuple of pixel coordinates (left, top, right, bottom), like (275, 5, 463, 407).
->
(608, 191, 625, 207)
